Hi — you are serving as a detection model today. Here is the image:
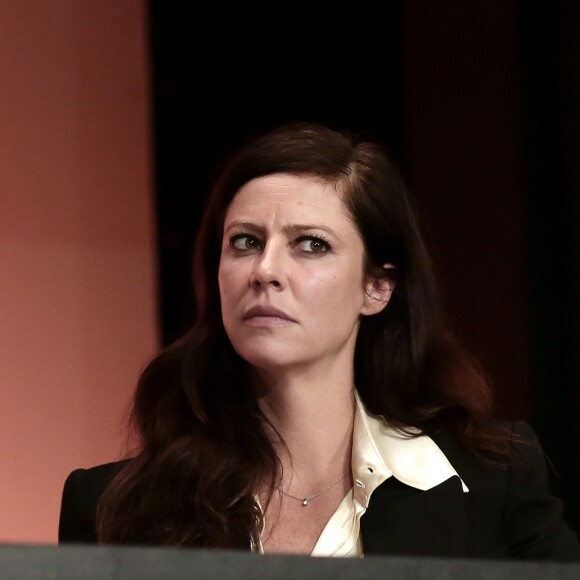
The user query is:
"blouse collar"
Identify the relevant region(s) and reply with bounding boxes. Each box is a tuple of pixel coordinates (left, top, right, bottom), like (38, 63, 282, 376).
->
(352, 391, 469, 508)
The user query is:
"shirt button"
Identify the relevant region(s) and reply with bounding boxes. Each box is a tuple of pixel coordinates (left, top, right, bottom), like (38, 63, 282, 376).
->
(355, 480, 365, 488)
(366, 466, 374, 474)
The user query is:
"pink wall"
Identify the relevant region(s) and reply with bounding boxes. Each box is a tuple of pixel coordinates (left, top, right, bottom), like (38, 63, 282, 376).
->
(0, 1, 157, 543)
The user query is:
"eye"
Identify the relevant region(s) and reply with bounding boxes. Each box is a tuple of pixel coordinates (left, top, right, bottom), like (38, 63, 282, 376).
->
(230, 234, 262, 251)
(296, 236, 331, 254)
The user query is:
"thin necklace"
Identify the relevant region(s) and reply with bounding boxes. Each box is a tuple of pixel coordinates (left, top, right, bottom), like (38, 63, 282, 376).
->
(277, 473, 348, 507)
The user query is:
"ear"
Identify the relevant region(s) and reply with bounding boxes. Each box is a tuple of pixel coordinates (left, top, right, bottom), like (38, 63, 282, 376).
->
(360, 264, 396, 316)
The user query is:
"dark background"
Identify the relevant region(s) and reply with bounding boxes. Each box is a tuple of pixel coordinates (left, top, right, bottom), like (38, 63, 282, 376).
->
(148, 1, 580, 533)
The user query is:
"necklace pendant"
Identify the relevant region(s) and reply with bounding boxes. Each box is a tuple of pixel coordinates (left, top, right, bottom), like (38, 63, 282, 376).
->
(302, 499, 309, 506)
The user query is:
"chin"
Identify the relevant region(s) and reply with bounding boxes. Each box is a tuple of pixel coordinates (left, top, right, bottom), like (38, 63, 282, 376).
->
(237, 350, 295, 371)
(230, 340, 301, 371)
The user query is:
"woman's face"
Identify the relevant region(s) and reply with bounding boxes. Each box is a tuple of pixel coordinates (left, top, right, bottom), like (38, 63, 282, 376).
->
(218, 173, 390, 375)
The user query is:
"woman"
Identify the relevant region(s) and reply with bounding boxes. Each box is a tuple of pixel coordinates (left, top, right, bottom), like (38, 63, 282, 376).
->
(59, 122, 580, 559)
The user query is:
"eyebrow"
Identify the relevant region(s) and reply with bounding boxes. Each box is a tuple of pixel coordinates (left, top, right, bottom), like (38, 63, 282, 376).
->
(223, 221, 339, 238)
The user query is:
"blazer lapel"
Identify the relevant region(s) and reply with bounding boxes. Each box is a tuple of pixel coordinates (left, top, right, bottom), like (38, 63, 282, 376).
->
(360, 475, 467, 557)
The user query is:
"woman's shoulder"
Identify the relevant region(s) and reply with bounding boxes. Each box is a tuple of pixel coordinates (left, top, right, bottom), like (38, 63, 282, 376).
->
(59, 460, 129, 543)
(64, 460, 129, 500)
(69, 459, 128, 483)
(431, 421, 580, 560)
(428, 420, 551, 493)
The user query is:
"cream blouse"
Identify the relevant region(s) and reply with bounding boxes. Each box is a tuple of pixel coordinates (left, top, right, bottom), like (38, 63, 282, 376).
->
(255, 391, 468, 557)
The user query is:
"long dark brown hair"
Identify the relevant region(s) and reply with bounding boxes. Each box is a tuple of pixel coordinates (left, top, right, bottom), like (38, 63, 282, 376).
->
(97, 122, 511, 547)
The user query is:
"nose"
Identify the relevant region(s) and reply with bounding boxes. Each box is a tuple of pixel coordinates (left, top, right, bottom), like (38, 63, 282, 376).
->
(250, 241, 287, 290)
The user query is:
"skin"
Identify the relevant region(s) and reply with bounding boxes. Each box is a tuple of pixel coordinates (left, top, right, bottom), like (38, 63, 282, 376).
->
(219, 173, 389, 377)
(218, 173, 393, 553)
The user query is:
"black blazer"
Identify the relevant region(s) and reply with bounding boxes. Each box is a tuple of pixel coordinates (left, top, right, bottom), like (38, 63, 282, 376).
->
(59, 422, 580, 560)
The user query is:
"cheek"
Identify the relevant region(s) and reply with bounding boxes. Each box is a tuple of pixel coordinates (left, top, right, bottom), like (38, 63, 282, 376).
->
(298, 265, 365, 312)
(218, 269, 237, 335)
(217, 262, 234, 311)
(218, 259, 249, 310)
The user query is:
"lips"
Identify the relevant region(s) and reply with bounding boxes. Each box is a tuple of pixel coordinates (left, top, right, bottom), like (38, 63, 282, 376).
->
(243, 305, 297, 323)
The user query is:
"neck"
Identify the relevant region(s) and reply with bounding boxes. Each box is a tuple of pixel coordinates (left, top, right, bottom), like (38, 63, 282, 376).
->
(256, 361, 355, 489)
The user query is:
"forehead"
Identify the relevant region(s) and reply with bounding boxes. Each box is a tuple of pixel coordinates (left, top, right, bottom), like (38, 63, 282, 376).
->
(224, 173, 352, 226)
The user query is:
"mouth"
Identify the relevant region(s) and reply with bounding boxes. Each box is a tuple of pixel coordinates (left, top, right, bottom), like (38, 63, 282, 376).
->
(242, 305, 297, 325)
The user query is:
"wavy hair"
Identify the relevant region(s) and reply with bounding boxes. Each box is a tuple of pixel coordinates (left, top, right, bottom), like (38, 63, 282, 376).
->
(97, 122, 510, 547)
